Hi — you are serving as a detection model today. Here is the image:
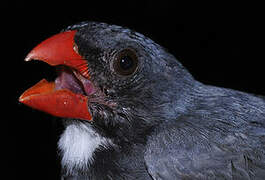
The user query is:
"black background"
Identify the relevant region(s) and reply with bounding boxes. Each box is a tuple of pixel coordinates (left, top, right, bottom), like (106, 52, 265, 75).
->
(5, 1, 264, 179)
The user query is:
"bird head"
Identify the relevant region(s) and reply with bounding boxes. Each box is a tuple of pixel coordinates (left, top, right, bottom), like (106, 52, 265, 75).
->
(19, 22, 194, 143)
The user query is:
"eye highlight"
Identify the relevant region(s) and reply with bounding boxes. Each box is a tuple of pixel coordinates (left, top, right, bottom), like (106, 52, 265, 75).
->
(113, 49, 138, 76)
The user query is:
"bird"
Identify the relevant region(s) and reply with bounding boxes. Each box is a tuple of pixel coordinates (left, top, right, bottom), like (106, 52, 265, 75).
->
(19, 22, 265, 180)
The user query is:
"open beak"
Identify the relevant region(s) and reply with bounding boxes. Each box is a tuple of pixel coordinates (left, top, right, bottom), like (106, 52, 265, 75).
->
(19, 30, 92, 121)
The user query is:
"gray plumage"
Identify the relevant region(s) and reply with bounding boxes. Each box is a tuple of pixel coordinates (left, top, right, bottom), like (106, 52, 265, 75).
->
(42, 22, 265, 179)
(145, 84, 265, 179)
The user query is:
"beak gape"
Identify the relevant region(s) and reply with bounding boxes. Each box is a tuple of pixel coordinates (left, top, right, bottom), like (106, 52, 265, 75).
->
(19, 30, 92, 121)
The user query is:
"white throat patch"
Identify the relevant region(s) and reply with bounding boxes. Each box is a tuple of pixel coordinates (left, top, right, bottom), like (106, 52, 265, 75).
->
(58, 123, 112, 175)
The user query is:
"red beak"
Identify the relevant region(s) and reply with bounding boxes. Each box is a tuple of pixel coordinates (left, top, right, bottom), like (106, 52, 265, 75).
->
(19, 30, 92, 121)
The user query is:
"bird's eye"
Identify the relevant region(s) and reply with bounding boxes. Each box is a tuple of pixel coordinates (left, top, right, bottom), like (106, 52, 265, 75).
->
(113, 49, 138, 76)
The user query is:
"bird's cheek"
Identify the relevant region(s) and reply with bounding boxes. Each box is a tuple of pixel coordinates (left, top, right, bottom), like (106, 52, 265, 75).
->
(19, 79, 92, 121)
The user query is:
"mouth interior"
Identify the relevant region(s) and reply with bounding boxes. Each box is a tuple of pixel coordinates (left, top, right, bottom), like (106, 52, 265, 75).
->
(55, 66, 95, 96)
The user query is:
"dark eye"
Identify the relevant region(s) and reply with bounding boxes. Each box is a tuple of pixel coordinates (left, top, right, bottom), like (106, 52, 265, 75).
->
(113, 49, 138, 76)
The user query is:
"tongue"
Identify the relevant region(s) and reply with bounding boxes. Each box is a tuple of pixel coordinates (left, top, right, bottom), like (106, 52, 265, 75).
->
(55, 68, 95, 96)
(55, 69, 84, 94)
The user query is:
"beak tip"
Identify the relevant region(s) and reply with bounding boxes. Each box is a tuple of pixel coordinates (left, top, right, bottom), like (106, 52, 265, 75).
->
(18, 97, 25, 104)
(24, 57, 31, 62)
(24, 51, 34, 62)
(18, 93, 27, 103)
